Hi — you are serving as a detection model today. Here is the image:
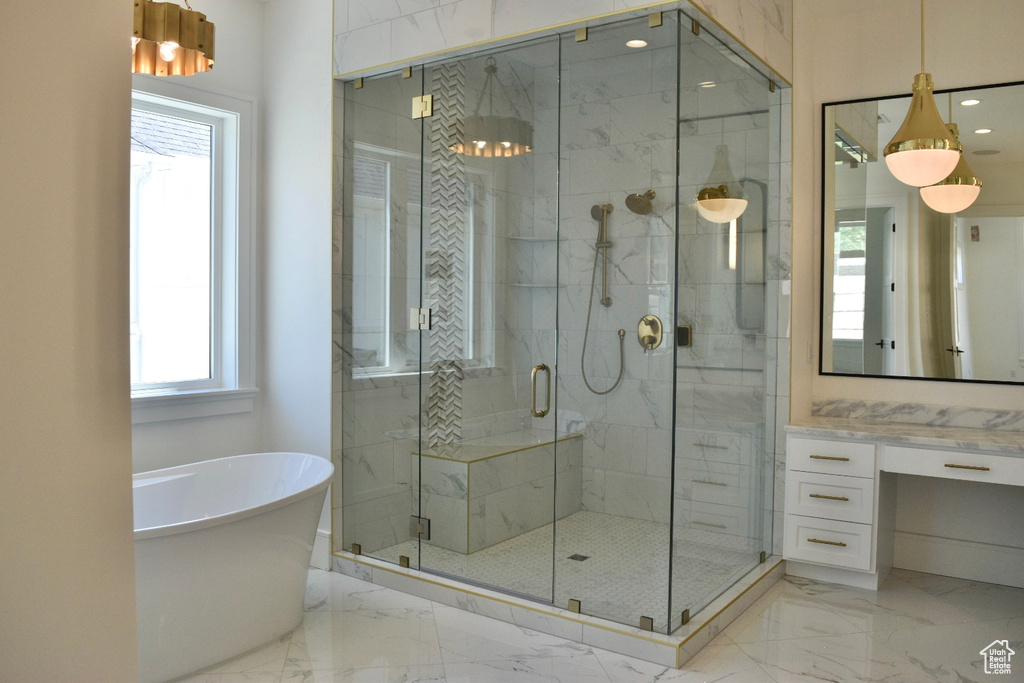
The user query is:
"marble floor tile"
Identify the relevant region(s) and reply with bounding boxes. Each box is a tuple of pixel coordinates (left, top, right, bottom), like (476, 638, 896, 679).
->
(179, 633, 292, 679)
(177, 567, 1024, 683)
(284, 608, 444, 671)
(595, 642, 774, 682)
(888, 568, 1024, 622)
(179, 675, 283, 683)
(304, 570, 434, 612)
(443, 654, 612, 683)
(783, 573, 971, 632)
(432, 604, 593, 664)
(280, 665, 447, 682)
(738, 632, 938, 683)
(870, 617, 1024, 683)
(721, 581, 863, 643)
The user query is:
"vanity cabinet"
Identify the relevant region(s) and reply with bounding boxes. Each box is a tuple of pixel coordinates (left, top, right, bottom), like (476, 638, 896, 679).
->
(783, 434, 896, 589)
(785, 424, 1024, 590)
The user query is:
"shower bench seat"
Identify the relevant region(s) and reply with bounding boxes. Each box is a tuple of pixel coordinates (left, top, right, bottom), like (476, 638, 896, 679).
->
(413, 430, 583, 553)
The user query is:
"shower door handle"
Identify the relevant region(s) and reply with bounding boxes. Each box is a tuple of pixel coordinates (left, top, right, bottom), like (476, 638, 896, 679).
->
(531, 363, 551, 418)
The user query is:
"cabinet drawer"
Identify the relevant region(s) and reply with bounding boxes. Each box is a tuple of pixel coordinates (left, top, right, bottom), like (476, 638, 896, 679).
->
(786, 471, 874, 524)
(784, 514, 872, 571)
(788, 437, 875, 478)
(882, 445, 1024, 486)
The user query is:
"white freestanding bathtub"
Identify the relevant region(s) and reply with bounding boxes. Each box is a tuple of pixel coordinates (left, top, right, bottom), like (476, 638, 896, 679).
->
(133, 452, 333, 683)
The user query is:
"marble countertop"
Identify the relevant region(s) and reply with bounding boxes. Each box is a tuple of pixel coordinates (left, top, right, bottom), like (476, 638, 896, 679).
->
(787, 417, 1024, 456)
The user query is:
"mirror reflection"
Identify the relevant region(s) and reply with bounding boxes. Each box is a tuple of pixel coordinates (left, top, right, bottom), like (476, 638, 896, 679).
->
(822, 81, 1024, 383)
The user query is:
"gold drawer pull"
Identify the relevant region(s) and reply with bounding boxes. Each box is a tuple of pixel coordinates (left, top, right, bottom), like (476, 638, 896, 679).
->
(944, 463, 990, 471)
(808, 538, 847, 547)
(809, 455, 850, 462)
(809, 493, 849, 502)
(694, 479, 727, 487)
(693, 521, 728, 529)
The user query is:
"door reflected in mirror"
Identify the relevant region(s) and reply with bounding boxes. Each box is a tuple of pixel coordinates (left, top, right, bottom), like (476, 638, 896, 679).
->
(822, 81, 1024, 384)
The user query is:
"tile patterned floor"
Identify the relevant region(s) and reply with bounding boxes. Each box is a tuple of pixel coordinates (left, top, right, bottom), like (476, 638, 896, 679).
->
(178, 567, 1024, 682)
(370, 510, 756, 632)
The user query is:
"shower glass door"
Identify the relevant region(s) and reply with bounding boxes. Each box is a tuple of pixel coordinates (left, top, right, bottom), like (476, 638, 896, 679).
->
(553, 13, 680, 632)
(338, 8, 782, 636)
(414, 37, 562, 602)
(669, 14, 777, 631)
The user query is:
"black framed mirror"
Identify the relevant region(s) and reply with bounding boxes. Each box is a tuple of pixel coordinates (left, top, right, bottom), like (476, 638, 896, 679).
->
(821, 80, 1024, 384)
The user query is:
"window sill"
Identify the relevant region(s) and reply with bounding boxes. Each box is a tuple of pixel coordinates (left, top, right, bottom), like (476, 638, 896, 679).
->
(131, 387, 260, 425)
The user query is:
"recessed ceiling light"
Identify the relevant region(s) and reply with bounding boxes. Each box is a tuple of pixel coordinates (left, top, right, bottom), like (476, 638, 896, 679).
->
(975, 128, 993, 134)
(960, 98, 981, 106)
(699, 81, 716, 88)
(626, 39, 647, 48)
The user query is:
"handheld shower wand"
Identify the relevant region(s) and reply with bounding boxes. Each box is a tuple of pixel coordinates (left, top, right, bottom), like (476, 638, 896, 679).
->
(582, 204, 625, 395)
(590, 204, 614, 306)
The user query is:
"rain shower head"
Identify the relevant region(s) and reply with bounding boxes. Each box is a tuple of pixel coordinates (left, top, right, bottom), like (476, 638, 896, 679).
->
(625, 189, 656, 215)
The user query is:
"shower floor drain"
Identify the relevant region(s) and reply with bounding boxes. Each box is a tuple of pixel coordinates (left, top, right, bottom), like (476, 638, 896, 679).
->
(568, 554, 590, 561)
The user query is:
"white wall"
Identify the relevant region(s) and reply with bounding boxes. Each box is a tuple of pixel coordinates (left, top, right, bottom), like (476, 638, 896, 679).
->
(131, 0, 268, 471)
(792, 0, 1024, 418)
(262, 0, 334, 535)
(262, 0, 333, 460)
(0, 0, 139, 679)
(792, 1, 1024, 573)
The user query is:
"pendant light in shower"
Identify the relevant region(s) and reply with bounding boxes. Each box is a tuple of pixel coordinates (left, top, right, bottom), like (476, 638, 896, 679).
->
(695, 144, 748, 223)
(883, 0, 961, 187)
(919, 94, 982, 213)
(450, 57, 533, 158)
(131, 0, 215, 77)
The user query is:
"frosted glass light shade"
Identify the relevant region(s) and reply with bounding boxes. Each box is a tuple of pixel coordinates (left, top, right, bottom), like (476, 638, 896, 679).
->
(920, 183, 981, 213)
(696, 196, 747, 223)
(919, 123, 983, 213)
(695, 144, 747, 223)
(885, 148, 961, 187)
(883, 72, 962, 186)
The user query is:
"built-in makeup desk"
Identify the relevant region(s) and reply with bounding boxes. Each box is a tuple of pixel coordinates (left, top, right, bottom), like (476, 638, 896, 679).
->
(784, 419, 1024, 589)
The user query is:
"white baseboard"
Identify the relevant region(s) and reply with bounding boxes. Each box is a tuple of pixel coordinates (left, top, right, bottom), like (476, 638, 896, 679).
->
(894, 531, 1024, 588)
(310, 529, 331, 570)
(786, 560, 888, 590)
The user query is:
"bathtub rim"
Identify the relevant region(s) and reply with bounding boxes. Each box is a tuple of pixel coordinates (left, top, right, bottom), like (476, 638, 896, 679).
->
(134, 451, 333, 541)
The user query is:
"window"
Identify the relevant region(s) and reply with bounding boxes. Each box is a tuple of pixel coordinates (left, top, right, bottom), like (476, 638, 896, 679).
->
(350, 143, 495, 378)
(129, 87, 254, 421)
(832, 218, 867, 341)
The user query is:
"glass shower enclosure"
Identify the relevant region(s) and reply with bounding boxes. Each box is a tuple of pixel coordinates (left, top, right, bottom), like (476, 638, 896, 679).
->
(335, 10, 785, 635)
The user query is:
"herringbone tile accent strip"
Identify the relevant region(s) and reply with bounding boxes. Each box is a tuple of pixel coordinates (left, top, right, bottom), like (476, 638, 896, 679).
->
(427, 62, 467, 448)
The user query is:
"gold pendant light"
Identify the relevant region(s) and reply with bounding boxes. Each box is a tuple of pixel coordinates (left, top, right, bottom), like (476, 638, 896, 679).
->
(920, 95, 982, 213)
(883, 0, 961, 186)
(450, 57, 533, 158)
(132, 0, 215, 77)
(696, 144, 747, 223)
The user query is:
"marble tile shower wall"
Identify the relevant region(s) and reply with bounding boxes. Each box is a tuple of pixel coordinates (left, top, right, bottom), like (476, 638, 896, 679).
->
(332, 1, 794, 558)
(540, 42, 679, 526)
(333, 52, 554, 555)
(332, 0, 793, 86)
(669, 44, 789, 557)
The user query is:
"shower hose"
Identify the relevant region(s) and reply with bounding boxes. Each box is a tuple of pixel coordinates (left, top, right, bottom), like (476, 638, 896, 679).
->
(581, 242, 625, 395)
